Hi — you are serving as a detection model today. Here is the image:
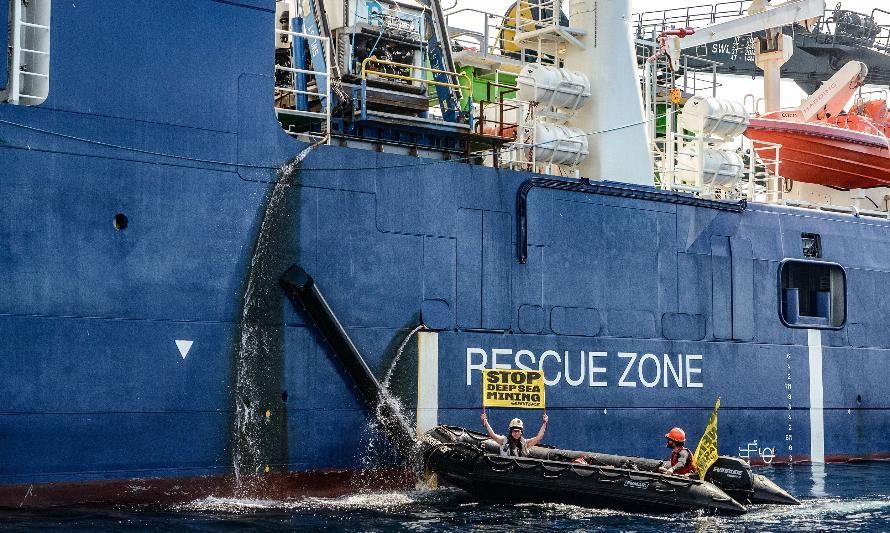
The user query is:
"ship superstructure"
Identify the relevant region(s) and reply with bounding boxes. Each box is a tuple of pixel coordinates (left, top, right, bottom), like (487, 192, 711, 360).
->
(635, 1, 890, 92)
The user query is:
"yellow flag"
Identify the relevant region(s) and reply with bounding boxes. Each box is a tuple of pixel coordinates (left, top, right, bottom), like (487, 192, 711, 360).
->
(693, 397, 721, 476)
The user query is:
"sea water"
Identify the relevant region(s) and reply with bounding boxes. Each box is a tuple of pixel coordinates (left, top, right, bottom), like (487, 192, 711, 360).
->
(1, 462, 887, 531)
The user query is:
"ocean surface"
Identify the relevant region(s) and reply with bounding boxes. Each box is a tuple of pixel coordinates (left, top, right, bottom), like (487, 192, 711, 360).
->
(1, 462, 888, 531)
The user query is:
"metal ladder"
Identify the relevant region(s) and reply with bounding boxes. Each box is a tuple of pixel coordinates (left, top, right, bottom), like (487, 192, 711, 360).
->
(8, 0, 51, 105)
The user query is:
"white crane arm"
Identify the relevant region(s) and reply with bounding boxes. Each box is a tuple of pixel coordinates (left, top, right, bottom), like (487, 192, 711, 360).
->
(678, 0, 825, 49)
(797, 60, 869, 122)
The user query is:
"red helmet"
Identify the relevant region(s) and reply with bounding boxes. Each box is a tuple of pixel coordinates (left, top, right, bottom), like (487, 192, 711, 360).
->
(665, 427, 686, 443)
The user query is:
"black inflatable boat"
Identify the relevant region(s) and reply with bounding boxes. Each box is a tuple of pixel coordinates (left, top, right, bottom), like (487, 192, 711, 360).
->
(422, 425, 799, 514)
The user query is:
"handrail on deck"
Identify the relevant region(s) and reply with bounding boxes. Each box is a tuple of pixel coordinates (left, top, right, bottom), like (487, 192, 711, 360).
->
(360, 56, 472, 91)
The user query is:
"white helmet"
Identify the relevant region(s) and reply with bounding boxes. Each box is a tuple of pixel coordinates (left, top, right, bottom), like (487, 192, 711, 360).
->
(509, 418, 524, 430)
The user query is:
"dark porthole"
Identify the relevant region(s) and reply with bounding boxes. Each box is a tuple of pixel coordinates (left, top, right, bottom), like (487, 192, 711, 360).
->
(779, 260, 846, 329)
(113, 213, 129, 231)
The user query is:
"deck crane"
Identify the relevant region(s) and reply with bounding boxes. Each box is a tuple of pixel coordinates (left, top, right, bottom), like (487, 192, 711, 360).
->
(662, 0, 826, 112)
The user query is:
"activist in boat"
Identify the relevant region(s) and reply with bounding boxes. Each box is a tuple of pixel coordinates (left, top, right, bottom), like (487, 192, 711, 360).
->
(481, 411, 548, 457)
(480, 369, 549, 457)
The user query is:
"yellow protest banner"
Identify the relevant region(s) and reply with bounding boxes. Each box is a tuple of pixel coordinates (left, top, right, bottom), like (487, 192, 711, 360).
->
(482, 369, 545, 409)
(693, 397, 721, 476)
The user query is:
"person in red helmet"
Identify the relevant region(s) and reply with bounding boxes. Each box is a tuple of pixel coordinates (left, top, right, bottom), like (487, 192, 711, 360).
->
(481, 412, 548, 457)
(658, 427, 697, 477)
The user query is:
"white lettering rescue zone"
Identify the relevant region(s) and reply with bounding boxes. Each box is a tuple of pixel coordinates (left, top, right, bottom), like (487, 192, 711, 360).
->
(466, 348, 703, 388)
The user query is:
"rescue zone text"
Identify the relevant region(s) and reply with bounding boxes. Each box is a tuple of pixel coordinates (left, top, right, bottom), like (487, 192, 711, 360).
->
(482, 369, 546, 408)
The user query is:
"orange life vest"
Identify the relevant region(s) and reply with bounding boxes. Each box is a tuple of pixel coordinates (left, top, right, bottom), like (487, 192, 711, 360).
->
(670, 446, 696, 475)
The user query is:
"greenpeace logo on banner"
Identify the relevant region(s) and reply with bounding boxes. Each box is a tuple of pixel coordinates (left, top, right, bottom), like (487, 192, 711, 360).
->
(466, 348, 703, 388)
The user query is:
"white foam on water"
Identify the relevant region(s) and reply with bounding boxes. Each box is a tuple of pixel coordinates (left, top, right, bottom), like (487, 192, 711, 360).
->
(514, 501, 641, 520)
(174, 488, 454, 515)
(172, 496, 288, 514)
(730, 496, 890, 530)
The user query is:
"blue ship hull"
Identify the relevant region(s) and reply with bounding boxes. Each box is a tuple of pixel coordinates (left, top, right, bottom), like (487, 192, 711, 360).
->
(0, 0, 887, 506)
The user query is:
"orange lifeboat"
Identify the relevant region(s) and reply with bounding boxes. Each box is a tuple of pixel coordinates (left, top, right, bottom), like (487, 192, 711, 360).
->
(744, 100, 890, 189)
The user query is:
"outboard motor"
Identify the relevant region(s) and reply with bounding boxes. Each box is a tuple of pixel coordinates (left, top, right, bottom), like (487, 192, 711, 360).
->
(704, 456, 755, 503)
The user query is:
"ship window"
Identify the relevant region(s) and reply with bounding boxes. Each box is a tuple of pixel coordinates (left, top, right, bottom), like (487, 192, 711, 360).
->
(3, 0, 51, 106)
(801, 233, 822, 258)
(779, 260, 845, 329)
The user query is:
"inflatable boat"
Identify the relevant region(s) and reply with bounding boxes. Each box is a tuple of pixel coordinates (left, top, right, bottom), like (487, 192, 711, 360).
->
(422, 426, 799, 514)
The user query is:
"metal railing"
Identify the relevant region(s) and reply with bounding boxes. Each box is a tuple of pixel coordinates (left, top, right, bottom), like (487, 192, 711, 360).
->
(274, 29, 331, 142)
(810, 7, 890, 53)
(445, 6, 560, 67)
(446, 8, 511, 57)
(360, 56, 471, 91)
(355, 56, 473, 123)
(476, 81, 520, 139)
(8, 0, 51, 105)
(634, 1, 753, 39)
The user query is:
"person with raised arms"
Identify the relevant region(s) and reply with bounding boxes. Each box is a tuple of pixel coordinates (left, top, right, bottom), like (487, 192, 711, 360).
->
(481, 412, 548, 457)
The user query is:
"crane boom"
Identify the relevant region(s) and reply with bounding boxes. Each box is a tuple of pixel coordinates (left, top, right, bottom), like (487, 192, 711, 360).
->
(797, 61, 869, 122)
(678, 0, 824, 50)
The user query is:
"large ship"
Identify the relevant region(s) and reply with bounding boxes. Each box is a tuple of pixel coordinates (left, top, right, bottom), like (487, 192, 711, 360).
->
(0, 0, 888, 507)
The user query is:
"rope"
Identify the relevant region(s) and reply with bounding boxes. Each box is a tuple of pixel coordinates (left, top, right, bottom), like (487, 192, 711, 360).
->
(0, 110, 676, 173)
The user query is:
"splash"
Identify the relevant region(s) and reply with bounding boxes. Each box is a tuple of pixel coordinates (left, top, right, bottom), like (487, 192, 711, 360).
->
(351, 326, 430, 489)
(232, 142, 319, 493)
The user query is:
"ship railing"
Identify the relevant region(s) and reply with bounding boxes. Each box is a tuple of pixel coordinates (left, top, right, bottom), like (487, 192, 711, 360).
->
(476, 81, 520, 139)
(640, 39, 722, 173)
(633, 1, 751, 40)
(658, 130, 734, 198)
(856, 88, 889, 104)
(357, 57, 473, 123)
(828, 114, 886, 138)
(743, 94, 767, 116)
(637, 39, 723, 99)
(445, 8, 516, 63)
(784, 200, 890, 220)
(510, 0, 584, 60)
(743, 139, 783, 204)
(274, 29, 331, 144)
(809, 7, 890, 53)
(7, 0, 51, 106)
(505, 103, 586, 177)
(871, 8, 890, 52)
(657, 114, 782, 204)
(513, 0, 559, 38)
(637, 40, 722, 98)
(445, 5, 573, 70)
(360, 57, 471, 92)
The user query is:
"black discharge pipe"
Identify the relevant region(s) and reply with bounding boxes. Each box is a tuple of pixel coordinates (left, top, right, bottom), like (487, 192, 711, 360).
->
(280, 265, 418, 460)
(516, 178, 748, 264)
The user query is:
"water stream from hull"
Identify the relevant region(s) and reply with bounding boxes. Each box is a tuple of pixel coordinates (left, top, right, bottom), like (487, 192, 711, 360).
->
(232, 143, 318, 494)
(233, 143, 423, 495)
(353, 325, 429, 489)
